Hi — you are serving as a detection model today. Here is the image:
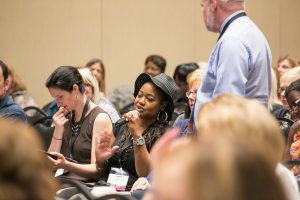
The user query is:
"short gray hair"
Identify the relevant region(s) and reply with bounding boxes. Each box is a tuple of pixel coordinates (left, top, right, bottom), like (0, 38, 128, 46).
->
(219, 0, 245, 10)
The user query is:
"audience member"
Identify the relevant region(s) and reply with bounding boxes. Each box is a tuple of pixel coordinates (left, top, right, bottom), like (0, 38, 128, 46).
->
(86, 58, 106, 95)
(0, 119, 58, 200)
(95, 72, 177, 191)
(108, 54, 167, 116)
(272, 67, 300, 139)
(0, 60, 26, 122)
(197, 94, 299, 200)
(173, 68, 204, 135)
(144, 134, 287, 200)
(172, 63, 199, 121)
(278, 66, 300, 110)
(144, 54, 167, 76)
(194, 0, 272, 121)
(78, 67, 120, 123)
(269, 67, 282, 112)
(6, 64, 38, 116)
(132, 64, 204, 195)
(283, 79, 300, 177)
(276, 54, 298, 79)
(45, 66, 112, 181)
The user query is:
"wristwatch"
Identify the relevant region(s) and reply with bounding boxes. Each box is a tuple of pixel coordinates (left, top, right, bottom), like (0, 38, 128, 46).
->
(133, 136, 145, 146)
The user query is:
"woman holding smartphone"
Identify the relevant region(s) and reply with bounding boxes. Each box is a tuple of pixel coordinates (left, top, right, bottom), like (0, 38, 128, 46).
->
(45, 66, 112, 181)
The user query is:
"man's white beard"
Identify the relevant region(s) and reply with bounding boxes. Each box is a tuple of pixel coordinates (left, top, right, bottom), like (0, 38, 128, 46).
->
(206, 7, 216, 32)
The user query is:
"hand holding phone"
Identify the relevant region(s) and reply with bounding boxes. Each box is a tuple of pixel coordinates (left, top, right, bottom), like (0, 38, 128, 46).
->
(40, 150, 77, 163)
(40, 150, 58, 160)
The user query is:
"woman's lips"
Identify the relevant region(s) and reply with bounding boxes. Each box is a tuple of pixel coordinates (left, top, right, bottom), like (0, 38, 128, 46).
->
(135, 106, 144, 113)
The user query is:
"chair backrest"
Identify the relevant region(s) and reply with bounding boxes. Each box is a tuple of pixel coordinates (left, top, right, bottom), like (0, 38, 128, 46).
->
(57, 177, 95, 200)
(95, 194, 133, 200)
(24, 106, 54, 150)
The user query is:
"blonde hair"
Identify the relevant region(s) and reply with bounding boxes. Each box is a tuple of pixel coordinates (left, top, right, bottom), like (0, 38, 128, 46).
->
(0, 119, 58, 200)
(86, 58, 106, 94)
(277, 55, 298, 69)
(280, 66, 300, 84)
(187, 67, 206, 88)
(78, 67, 100, 104)
(218, 0, 245, 10)
(269, 67, 281, 110)
(197, 94, 284, 167)
(154, 137, 286, 200)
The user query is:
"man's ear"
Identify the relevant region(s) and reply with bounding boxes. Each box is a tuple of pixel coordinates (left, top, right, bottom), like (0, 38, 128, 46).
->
(3, 79, 10, 93)
(5, 75, 13, 92)
(211, 0, 218, 10)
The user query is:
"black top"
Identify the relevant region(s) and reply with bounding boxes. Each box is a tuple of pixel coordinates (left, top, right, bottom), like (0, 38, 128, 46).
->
(272, 106, 294, 141)
(102, 121, 168, 191)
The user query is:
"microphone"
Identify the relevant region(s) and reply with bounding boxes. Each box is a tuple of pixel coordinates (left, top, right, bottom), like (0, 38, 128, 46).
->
(115, 110, 140, 128)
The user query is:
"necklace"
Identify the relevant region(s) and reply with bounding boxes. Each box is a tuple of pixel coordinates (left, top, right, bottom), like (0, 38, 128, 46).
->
(71, 98, 90, 136)
(69, 98, 90, 159)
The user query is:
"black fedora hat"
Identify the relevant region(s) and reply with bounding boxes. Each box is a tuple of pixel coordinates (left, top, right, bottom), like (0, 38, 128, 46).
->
(134, 73, 177, 120)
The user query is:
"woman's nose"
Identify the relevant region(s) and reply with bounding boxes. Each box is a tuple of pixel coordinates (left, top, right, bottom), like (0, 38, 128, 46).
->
(56, 100, 62, 107)
(137, 97, 146, 105)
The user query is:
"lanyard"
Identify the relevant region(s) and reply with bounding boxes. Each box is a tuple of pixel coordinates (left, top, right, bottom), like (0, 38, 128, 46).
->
(69, 98, 90, 159)
(218, 12, 247, 41)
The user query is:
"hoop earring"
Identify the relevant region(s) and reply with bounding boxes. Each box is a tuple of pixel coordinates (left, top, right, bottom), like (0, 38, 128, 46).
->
(157, 110, 168, 122)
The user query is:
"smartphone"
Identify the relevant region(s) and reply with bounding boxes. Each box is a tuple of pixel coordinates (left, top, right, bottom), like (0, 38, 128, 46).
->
(40, 150, 78, 163)
(41, 150, 58, 160)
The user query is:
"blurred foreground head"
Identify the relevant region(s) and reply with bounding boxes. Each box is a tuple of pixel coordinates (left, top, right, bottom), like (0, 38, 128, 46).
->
(197, 94, 285, 167)
(148, 137, 286, 200)
(0, 119, 58, 200)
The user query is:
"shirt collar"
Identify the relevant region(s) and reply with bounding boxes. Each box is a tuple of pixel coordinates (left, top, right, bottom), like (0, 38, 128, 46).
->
(220, 10, 245, 33)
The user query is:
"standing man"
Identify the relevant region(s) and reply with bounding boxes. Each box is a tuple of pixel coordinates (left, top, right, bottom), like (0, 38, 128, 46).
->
(194, 0, 272, 120)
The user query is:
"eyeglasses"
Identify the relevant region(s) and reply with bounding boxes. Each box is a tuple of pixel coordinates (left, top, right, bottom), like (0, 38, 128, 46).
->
(186, 91, 197, 98)
(290, 99, 300, 111)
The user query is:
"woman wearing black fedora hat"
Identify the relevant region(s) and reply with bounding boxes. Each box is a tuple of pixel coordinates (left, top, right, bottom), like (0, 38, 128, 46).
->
(95, 72, 177, 191)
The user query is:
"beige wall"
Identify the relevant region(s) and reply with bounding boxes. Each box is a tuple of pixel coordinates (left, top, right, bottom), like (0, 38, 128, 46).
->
(0, 0, 299, 106)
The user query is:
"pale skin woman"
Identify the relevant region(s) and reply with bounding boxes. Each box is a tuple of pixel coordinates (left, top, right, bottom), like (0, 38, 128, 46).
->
(95, 81, 167, 178)
(47, 68, 112, 179)
(48, 86, 112, 178)
(186, 80, 199, 110)
(278, 66, 300, 110)
(277, 55, 298, 78)
(86, 58, 106, 96)
(89, 63, 103, 88)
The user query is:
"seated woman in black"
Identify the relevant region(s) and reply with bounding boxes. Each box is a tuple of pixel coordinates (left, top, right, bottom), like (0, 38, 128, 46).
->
(95, 73, 177, 191)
